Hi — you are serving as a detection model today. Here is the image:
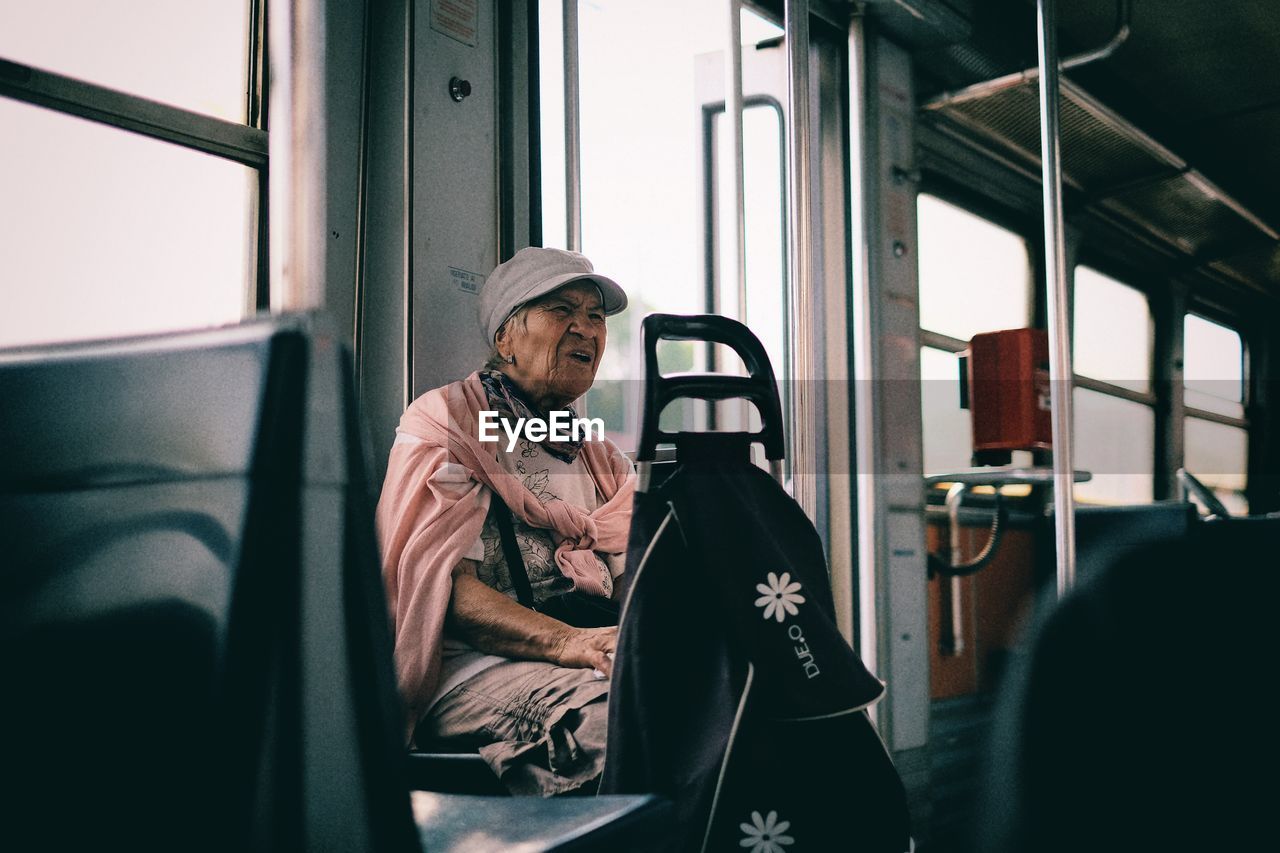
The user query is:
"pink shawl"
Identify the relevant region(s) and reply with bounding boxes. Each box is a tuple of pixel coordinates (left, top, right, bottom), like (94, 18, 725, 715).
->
(374, 372, 636, 740)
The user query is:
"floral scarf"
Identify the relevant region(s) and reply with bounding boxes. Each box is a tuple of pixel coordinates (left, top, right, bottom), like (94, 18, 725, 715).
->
(478, 369, 585, 463)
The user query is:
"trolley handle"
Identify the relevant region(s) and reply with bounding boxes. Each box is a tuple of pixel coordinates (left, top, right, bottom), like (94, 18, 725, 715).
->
(637, 313, 785, 462)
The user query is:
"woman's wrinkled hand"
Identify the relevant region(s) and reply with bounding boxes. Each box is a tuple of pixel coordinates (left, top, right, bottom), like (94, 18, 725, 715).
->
(552, 625, 618, 676)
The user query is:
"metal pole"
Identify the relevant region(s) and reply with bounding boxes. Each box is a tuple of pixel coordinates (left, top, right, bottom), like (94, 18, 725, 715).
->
(563, 0, 582, 252)
(1036, 0, 1077, 595)
(727, 0, 748, 326)
(945, 483, 966, 655)
(1061, 0, 1130, 71)
(785, 0, 817, 518)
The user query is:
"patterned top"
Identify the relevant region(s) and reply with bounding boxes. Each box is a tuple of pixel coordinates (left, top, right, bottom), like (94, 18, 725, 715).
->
(464, 434, 619, 603)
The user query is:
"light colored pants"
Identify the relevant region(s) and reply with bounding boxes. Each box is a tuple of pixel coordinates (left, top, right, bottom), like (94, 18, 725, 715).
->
(417, 659, 611, 796)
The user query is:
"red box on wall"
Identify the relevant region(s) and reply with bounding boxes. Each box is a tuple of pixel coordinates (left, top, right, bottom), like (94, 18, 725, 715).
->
(964, 328, 1052, 464)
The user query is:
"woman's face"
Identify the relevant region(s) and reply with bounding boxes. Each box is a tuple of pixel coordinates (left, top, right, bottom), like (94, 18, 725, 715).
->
(495, 281, 608, 409)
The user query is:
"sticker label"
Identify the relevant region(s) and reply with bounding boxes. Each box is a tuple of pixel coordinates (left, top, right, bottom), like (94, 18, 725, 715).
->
(449, 266, 483, 294)
(430, 0, 479, 48)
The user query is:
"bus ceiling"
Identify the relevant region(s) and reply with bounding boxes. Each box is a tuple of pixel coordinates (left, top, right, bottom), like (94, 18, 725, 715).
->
(864, 0, 1280, 297)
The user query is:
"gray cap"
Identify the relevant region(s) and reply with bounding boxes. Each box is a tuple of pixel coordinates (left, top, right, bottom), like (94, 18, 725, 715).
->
(478, 247, 628, 345)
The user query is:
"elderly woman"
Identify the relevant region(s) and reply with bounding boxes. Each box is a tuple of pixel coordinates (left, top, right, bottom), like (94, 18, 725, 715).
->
(376, 247, 634, 796)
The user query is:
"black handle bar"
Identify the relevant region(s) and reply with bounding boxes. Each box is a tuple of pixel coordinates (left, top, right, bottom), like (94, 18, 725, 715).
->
(636, 313, 786, 462)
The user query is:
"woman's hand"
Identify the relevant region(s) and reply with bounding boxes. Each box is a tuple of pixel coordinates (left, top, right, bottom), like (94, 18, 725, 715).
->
(551, 626, 618, 676)
(449, 569, 618, 676)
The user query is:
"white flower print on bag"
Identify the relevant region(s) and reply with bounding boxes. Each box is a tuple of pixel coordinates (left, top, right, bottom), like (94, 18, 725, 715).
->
(739, 810, 795, 853)
(754, 571, 806, 623)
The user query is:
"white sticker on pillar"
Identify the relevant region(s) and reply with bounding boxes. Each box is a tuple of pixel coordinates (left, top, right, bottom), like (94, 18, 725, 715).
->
(430, 0, 479, 48)
(449, 267, 483, 294)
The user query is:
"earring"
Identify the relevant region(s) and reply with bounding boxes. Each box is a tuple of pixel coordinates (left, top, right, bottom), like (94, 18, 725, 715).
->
(504, 354, 516, 365)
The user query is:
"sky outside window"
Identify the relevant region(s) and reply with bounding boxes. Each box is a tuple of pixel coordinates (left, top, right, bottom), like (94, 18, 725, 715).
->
(1184, 313, 1245, 418)
(917, 194, 1031, 342)
(1073, 266, 1151, 393)
(0, 99, 254, 348)
(0, 0, 252, 123)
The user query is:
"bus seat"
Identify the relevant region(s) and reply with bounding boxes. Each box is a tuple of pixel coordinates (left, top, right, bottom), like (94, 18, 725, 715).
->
(406, 750, 507, 795)
(1038, 501, 1200, 585)
(0, 318, 669, 852)
(979, 518, 1278, 852)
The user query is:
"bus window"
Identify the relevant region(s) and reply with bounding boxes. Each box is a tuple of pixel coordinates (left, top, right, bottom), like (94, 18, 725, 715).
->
(0, 0, 263, 349)
(919, 347, 972, 476)
(539, 0, 788, 449)
(1184, 314, 1248, 513)
(1072, 267, 1151, 394)
(0, 100, 256, 348)
(1073, 386, 1155, 504)
(713, 104, 787, 387)
(917, 195, 1031, 477)
(542, 0, 729, 447)
(1184, 314, 1245, 419)
(0, 0, 251, 123)
(916, 195, 1031, 344)
(1071, 267, 1155, 504)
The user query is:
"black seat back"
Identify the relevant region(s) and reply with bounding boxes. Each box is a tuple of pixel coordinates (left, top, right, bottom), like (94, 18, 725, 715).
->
(981, 519, 1279, 852)
(0, 320, 417, 852)
(1035, 501, 1200, 586)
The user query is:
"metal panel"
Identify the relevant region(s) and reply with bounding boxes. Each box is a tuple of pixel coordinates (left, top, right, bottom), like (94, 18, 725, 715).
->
(323, 0, 371, 344)
(357, 0, 413, 481)
(269, 0, 321, 311)
(410, 0, 498, 395)
(266, 0, 365, 324)
(851, 28, 929, 752)
(885, 509, 929, 745)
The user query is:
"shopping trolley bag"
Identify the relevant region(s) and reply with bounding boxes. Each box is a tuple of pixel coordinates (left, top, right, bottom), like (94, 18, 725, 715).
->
(601, 314, 910, 853)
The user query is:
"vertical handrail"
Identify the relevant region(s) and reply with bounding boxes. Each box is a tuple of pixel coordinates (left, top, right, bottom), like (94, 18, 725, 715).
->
(563, 0, 582, 252)
(724, 0, 749, 435)
(727, 0, 748, 327)
(785, 0, 817, 518)
(847, 8, 880, 705)
(1036, 0, 1077, 595)
(945, 483, 967, 656)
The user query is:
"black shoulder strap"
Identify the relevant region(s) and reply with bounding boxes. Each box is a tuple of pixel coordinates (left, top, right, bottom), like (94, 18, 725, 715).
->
(490, 493, 537, 609)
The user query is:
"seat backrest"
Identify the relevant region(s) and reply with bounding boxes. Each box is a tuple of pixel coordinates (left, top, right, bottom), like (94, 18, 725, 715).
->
(0, 319, 418, 853)
(1035, 501, 1198, 587)
(980, 519, 1278, 852)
